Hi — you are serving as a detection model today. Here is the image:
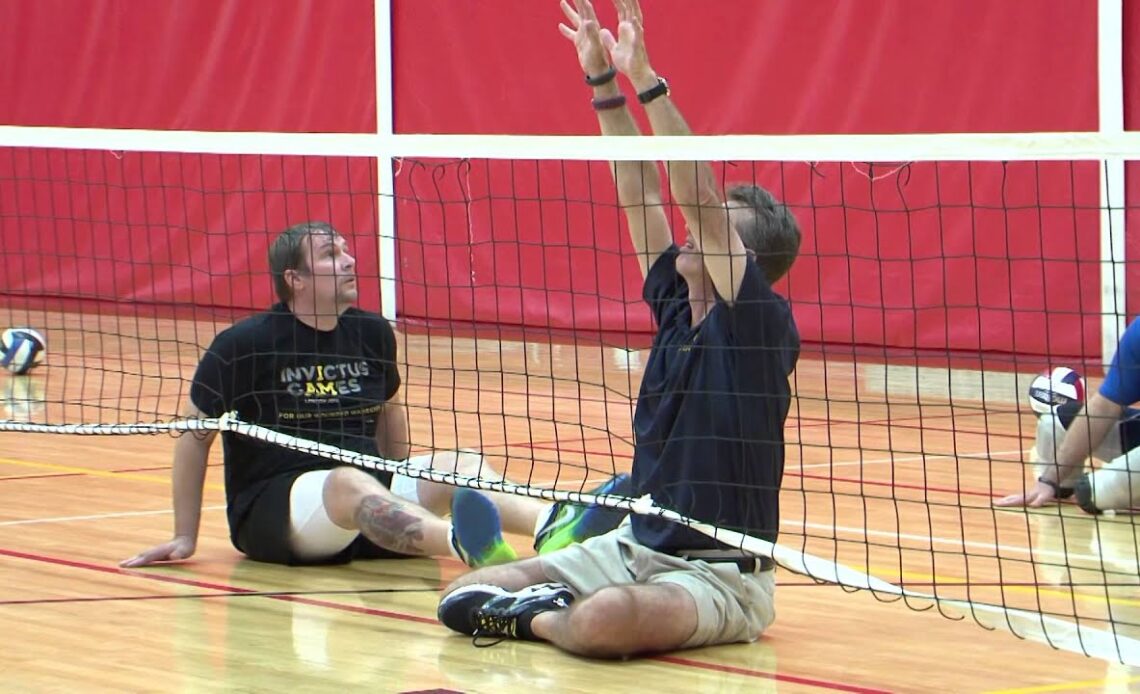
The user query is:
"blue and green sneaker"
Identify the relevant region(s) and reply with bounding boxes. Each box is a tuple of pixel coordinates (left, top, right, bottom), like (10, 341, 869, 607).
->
(450, 488, 518, 568)
(533, 472, 633, 554)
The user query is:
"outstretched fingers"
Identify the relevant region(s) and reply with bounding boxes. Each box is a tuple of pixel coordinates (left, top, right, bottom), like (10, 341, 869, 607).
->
(577, 0, 601, 23)
(614, 0, 638, 23)
(560, 0, 580, 27)
(629, 0, 644, 24)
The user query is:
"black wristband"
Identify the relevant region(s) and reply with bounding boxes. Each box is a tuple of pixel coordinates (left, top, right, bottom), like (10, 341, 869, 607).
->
(592, 94, 627, 111)
(585, 66, 617, 87)
(637, 76, 670, 104)
(1037, 477, 1062, 496)
(1037, 476, 1075, 500)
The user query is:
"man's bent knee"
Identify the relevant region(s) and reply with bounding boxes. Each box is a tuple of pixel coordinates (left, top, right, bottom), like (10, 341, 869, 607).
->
(563, 585, 695, 658)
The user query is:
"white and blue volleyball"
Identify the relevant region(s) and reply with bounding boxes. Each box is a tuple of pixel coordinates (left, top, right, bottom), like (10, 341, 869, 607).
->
(1027, 366, 1085, 416)
(0, 328, 47, 375)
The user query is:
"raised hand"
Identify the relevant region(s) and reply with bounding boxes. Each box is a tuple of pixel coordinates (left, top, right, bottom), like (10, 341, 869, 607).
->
(605, 0, 654, 84)
(558, 0, 611, 78)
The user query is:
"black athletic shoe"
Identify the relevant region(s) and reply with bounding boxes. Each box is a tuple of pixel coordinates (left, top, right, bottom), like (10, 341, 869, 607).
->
(438, 582, 574, 642)
(438, 584, 511, 635)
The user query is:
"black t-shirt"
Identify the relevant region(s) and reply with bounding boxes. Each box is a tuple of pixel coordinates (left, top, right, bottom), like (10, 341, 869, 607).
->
(189, 304, 401, 539)
(631, 247, 799, 552)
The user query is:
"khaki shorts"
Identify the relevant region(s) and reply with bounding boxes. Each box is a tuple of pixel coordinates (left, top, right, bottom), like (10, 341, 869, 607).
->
(539, 524, 776, 649)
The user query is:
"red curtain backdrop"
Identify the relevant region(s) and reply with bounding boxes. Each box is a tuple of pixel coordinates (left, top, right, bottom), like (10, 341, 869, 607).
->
(0, 0, 1124, 362)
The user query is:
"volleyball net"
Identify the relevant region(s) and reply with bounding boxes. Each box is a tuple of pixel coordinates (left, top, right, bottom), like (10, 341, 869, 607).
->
(2, 126, 1140, 664)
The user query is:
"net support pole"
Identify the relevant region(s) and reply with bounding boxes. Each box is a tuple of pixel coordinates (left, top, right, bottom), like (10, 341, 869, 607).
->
(375, 0, 398, 321)
(1099, 0, 1126, 367)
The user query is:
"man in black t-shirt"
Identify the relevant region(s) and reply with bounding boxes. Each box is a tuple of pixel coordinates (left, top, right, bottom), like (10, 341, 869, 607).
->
(438, 0, 801, 657)
(122, 221, 629, 568)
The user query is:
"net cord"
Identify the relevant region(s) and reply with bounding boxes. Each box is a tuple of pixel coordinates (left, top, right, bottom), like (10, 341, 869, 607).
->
(4, 412, 1137, 665)
(4, 126, 1140, 161)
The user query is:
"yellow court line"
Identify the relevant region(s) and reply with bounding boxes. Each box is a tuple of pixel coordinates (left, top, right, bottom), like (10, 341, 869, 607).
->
(984, 674, 1140, 694)
(0, 456, 224, 491)
(865, 565, 1140, 609)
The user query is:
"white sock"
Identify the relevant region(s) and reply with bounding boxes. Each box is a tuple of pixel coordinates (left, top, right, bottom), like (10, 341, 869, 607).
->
(447, 526, 464, 562)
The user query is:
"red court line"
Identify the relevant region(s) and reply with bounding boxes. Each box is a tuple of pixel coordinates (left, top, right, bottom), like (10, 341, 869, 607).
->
(0, 473, 84, 482)
(0, 546, 886, 693)
(102, 463, 222, 474)
(0, 547, 438, 625)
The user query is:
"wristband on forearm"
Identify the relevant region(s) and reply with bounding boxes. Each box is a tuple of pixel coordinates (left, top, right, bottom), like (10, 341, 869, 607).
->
(585, 66, 617, 87)
(592, 94, 627, 111)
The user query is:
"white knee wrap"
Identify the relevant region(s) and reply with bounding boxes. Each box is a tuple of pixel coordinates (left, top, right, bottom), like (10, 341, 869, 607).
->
(1033, 413, 1084, 489)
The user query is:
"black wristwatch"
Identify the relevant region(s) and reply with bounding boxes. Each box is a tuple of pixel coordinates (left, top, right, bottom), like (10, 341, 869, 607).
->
(637, 76, 670, 104)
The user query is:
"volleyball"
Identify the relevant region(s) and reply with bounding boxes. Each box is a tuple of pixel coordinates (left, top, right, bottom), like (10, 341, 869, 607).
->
(0, 328, 47, 375)
(1027, 367, 1085, 415)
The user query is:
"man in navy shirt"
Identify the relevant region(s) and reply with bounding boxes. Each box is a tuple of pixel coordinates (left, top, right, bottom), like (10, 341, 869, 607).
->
(998, 318, 1140, 513)
(436, 0, 802, 657)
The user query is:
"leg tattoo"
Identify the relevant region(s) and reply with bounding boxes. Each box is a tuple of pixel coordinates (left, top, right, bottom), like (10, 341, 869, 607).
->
(355, 495, 426, 555)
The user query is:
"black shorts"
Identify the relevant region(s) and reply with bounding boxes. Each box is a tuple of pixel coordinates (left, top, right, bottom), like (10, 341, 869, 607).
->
(233, 468, 412, 566)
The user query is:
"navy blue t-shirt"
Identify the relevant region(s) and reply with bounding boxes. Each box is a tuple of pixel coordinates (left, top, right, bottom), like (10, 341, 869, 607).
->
(631, 247, 799, 552)
(190, 304, 401, 542)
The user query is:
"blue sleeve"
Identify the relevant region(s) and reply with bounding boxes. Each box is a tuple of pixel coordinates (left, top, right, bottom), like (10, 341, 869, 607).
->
(1100, 318, 1140, 406)
(642, 246, 686, 328)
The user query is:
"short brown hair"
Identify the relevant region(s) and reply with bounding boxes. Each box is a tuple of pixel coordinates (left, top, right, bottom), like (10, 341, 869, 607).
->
(725, 184, 801, 284)
(268, 221, 337, 303)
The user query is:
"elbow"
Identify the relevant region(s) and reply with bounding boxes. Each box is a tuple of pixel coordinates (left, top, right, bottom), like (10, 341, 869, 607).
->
(675, 183, 721, 213)
(381, 439, 411, 462)
(666, 163, 719, 206)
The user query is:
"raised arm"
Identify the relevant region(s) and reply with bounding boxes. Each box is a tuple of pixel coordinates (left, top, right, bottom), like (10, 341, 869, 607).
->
(559, 0, 672, 277)
(606, 0, 749, 302)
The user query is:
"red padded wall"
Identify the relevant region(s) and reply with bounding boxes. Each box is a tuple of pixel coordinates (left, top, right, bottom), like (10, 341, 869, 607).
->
(0, 0, 1121, 362)
(389, 0, 1103, 359)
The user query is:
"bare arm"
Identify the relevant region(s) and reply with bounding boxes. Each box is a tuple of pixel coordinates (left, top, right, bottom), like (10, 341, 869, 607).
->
(560, 0, 672, 277)
(171, 420, 215, 539)
(607, 0, 748, 301)
(375, 389, 411, 461)
(995, 393, 1122, 508)
(1049, 394, 1122, 484)
(121, 403, 216, 566)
